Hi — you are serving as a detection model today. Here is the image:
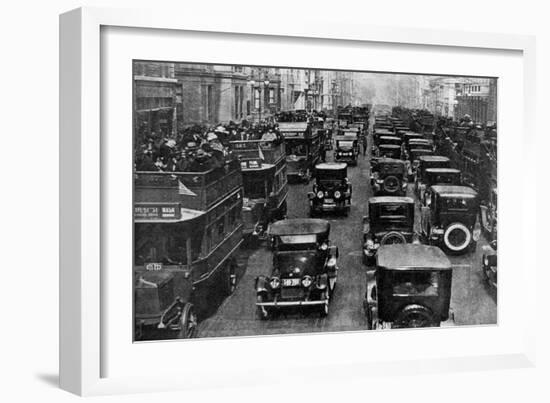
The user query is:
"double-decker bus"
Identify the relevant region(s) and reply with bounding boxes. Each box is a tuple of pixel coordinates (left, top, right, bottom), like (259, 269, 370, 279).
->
(230, 138, 288, 241)
(278, 121, 321, 182)
(133, 159, 243, 340)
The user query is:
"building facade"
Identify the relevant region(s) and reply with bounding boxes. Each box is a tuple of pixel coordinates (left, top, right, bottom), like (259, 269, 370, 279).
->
(134, 61, 178, 143)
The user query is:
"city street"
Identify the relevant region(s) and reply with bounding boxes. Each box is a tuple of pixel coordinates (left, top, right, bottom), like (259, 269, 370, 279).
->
(198, 125, 497, 339)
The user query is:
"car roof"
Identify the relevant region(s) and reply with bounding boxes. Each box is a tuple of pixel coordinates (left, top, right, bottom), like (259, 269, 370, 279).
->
(278, 122, 308, 132)
(316, 162, 347, 170)
(377, 244, 452, 270)
(269, 218, 330, 236)
(377, 158, 406, 165)
(379, 144, 401, 149)
(431, 185, 478, 197)
(369, 196, 414, 204)
(425, 168, 461, 174)
(418, 155, 449, 162)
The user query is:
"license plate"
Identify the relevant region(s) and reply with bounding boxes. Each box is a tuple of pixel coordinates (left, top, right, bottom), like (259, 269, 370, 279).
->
(282, 278, 301, 287)
(325, 198, 334, 203)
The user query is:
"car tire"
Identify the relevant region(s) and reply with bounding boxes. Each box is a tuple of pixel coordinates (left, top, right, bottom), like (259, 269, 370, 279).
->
(383, 175, 400, 193)
(443, 222, 472, 254)
(380, 231, 407, 245)
(393, 304, 437, 329)
(177, 303, 198, 339)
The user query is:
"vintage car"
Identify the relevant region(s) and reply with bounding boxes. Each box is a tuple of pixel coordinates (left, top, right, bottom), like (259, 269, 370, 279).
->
(376, 144, 402, 160)
(403, 138, 434, 159)
(362, 196, 415, 266)
(394, 124, 410, 134)
(370, 158, 408, 196)
(372, 135, 402, 156)
(407, 148, 435, 180)
(420, 185, 481, 254)
(364, 244, 454, 329)
(413, 156, 451, 198)
(308, 162, 352, 216)
(417, 168, 461, 206)
(402, 131, 425, 146)
(482, 239, 497, 289)
(334, 133, 359, 165)
(256, 219, 339, 318)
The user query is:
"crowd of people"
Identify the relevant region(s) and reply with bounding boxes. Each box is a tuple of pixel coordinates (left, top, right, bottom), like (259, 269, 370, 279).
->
(134, 120, 284, 173)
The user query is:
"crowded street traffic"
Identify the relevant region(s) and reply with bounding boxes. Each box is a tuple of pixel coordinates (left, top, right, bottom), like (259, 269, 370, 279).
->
(133, 62, 497, 341)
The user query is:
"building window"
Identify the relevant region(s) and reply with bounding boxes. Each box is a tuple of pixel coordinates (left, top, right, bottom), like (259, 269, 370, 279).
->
(239, 86, 244, 118)
(203, 85, 214, 122)
(254, 88, 260, 109)
(269, 88, 275, 104)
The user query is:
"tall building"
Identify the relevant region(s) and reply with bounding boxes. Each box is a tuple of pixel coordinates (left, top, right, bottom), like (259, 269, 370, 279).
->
(454, 78, 497, 124)
(174, 63, 251, 127)
(133, 61, 178, 143)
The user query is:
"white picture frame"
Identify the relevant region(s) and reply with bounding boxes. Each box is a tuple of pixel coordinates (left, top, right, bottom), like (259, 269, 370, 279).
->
(60, 6, 537, 396)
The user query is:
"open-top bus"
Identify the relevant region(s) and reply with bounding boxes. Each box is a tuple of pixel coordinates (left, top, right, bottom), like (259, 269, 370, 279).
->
(230, 138, 288, 241)
(134, 159, 244, 340)
(278, 121, 321, 182)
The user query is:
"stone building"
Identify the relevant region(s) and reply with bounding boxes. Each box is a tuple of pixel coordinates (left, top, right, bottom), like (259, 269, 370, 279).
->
(454, 78, 497, 124)
(175, 63, 251, 127)
(133, 61, 178, 143)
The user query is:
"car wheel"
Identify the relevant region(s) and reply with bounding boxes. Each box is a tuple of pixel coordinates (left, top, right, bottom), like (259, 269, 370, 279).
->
(443, 222, 472, 254)
(380, 231, 407, 245)
(177, 303, 198, 339)
(393, 304, 437, 329)
(383, 175, 400, 193)
(256, 294, 270, 320)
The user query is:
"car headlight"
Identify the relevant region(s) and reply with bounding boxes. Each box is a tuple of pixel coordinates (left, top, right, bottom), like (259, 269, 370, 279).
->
(334, 190, 342, 199)
(365, 239, 375, 250)
(483, 255, 489, 266)
(317, 191, 324, 199)
(269, 277, 280, 289)
(320, 242, 328, 251)
(301, 276, 313, 288)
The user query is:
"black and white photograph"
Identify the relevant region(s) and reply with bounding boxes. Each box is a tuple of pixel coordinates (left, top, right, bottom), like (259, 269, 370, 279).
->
(133, 61, 498, 341)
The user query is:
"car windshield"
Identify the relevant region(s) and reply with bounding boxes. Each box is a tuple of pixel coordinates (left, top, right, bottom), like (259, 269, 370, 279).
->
(428, 173, 460, 185)
(378, 163, 404, 174)
(378, 204, 409, 219)
(317, 170, 345, 184)
(134, 223, 189, 266)
(392, 271, 439, 296)
(441, 197, 473, 211)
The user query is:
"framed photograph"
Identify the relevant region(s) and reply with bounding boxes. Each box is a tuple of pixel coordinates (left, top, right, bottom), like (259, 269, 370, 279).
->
(60, 7, 536, 396)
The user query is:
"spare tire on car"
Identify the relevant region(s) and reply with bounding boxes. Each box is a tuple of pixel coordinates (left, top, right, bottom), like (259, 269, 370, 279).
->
(393, 304, 437, 328)
(443, 222, 472, 254)
(383, 175, 400, 193)
(380, 231, 407, 245)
